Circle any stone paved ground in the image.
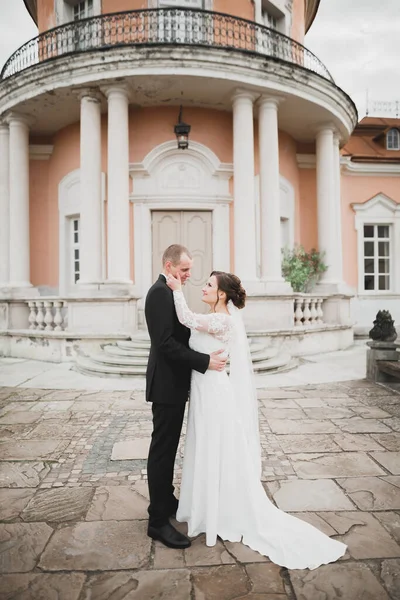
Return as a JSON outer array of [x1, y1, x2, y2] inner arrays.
[[0, 380, 400, 599]]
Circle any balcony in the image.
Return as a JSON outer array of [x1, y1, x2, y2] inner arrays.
[[1, 8, 333, 82]]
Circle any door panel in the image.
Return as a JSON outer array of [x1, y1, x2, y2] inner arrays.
[[151, 210, 212, 314], [152, 211, 181, 283], [183, 212, 213, 313]]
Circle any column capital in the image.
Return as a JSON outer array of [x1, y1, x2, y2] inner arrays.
[[257, 95, 285, 109], [333, 132, 342, 146], [102, 84, 130, 100], [315, 122, 337, 137], [4, 111, 34, 128], [231, 88, 259, 106], [75, 87, 103, 103]]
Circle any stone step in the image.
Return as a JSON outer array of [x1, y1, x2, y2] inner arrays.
[[91, 353, 149, 367], [75, 356, 147, 378], [104, 345, 150, 358], [118, 338, 273, 356], [252, 353, 293, 372], [118, 339, 150, 350], [76, 350, 295, 378], [96, 348, 279, 368]]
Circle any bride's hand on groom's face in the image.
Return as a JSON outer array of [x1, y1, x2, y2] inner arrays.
[[167, 273, 182, 291]]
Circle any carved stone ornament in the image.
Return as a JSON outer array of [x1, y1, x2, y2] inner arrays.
[[369, 310, 398, 342]]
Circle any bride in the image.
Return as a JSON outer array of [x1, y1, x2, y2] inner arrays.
[[166, 270, 347, 570]]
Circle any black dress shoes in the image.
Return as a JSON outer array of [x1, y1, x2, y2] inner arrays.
[[147, 522, 191, 549]]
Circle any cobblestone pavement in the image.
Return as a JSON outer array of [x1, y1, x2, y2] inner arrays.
[[0, 380, 400, 599]]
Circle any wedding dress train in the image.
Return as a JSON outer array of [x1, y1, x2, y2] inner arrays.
[[173, 290, 347, 570]]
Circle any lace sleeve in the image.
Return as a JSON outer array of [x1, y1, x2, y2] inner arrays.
[[173, 290, 232, 342]]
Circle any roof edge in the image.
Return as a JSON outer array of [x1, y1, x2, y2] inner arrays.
[[305, 0, 321, 33], [23, 0, 38, 26]]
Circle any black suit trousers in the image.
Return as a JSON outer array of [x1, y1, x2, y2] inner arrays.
[[147, 402, 186, 528]]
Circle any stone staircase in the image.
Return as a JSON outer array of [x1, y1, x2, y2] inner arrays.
[[76, 332, 296, 378]]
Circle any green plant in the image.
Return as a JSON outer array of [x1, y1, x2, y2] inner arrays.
[[281, 246, 328, 292]]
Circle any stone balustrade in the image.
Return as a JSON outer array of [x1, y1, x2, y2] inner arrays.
[[27, 299, 67, 332], [293, 295, 326, 327]]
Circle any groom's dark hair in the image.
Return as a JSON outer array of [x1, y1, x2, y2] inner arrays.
[[162, 244, 192, 266]]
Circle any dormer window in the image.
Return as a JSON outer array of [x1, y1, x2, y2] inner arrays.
[[387, 128, 400, 151]]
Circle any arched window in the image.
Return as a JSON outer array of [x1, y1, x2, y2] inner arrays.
[[387, 128, 400, 151]]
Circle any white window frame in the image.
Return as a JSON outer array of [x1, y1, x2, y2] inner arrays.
[[261, 0, 288, 34], [71, 217, 81, 285], [73, 0, 94, 21], [58, 169, 106, 295], [387, 128, 400, 151], [55, 0, 101, 25], [361, 224, 392, 292], [353, 193, 400, 296]]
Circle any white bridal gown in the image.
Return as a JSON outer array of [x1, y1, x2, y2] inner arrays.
[[173, 290, 347, 570]]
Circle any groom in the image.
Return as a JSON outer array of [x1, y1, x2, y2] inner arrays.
[[145, 244, 226, 549]]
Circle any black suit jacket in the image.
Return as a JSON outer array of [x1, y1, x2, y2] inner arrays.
[[145, 275, 210, 405]]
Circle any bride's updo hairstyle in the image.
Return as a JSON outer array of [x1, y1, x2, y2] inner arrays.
[[211, 271, 246, 310]]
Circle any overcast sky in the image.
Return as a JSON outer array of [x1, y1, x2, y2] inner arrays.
[[0, 0, 399, 119]]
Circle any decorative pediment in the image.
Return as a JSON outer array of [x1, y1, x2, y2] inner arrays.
[[130, 140, 233, 203], [352, 193, 400, 218]]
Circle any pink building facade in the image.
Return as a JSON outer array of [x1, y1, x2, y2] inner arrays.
[[1, 1, 397, 372]]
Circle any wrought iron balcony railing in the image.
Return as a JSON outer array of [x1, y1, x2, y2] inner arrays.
[[1, 8, 333, 82]]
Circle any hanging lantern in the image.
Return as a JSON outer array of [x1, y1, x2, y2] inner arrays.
[[174, 105, 191, 150]]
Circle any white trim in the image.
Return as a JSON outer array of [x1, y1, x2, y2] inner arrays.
[[254, 173, 295, 278], [130, 141, 232, 300], [58, 168, 106, 296], [342, 156, 400, 176], [130, 140, 233, 204], [353, 193, 400, 296], [298, 153, 400, 176], [296, 153, 316, 169], [29, 145, 54, 160]]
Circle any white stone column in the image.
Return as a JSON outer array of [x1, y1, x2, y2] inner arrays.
[[232, 90, 258, 282], [0, 123, 10, 287], [258, 97, 291, 292], [333, 133, 344, 283], [7, 114, 32, 289], [105, 86, 132, 285], [316, 126, 342, 286], [79, 91, 103, 287]]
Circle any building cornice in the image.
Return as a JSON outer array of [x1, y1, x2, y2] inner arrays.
[[341, 156, 400, 176], [29, 144, 54, 160], [297, 153, 400, 176]]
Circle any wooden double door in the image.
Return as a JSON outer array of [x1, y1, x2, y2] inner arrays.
[[152, 210, 213, 313]]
